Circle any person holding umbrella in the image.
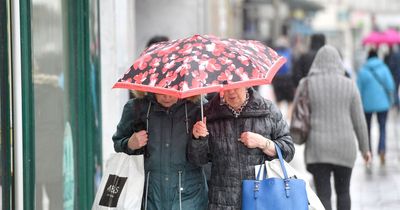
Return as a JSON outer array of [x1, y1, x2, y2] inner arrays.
[[112, 34, 292, 210], [113, 35, 209, 210], [188, 87, 295, 210], [112, 91, 208, 210]]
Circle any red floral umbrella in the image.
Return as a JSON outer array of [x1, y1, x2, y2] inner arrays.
[[113, 34, 286, 98]]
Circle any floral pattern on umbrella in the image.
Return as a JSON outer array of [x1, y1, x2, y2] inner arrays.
[[114, 34, 286, 98]]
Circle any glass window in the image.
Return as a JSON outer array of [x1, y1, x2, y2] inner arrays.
[[31, 1, 74, 209], [88, 0, 103, 193]]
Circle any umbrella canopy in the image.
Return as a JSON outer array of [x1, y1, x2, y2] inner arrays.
[[113, 34, 286, 98], [382, 29, 400, 45], [362, 31, 385, 45], [362, 29, 400, 46]]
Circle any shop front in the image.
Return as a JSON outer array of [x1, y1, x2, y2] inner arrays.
[[1, 0, 102, 209]]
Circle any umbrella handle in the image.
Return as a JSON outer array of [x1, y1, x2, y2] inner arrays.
[[201, 95, 204, 121]]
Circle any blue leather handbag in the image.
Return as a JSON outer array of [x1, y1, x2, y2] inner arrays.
[[242, 145, 309, 210]]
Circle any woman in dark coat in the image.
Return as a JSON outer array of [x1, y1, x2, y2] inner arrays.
[[112, 92, 208, 210], [188, 87, 295, 210]]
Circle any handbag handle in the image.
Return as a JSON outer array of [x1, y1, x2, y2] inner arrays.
[[255, 144, 289, 180], [275, 144, 289, 180], [256, 162, 267, 180], [254, 145, 293, 198], [275, 144, 293, 198]]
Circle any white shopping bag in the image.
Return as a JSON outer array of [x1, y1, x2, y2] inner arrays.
[[92, 153, 144, 210], [255, 159, 325, 210]]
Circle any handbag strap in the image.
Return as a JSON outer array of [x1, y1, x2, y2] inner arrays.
[[275, 144, 289, 180], [368, 66, 391, 98], [256, 145, 289, 180], [256, 162, 267, 180], [275, 144, 293, 198]]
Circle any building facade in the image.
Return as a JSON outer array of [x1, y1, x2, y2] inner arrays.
[[1, 0, 101, 209]]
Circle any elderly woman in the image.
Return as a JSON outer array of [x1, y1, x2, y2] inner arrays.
[[188, 87, 295, 210], [112, 92, 208, 210]]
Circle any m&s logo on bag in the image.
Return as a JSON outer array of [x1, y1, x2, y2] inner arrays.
[[106, 185, 120, 194], [99, 174, 128, 207]]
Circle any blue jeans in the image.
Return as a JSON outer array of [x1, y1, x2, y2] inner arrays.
[[365, 111, 388, 154]]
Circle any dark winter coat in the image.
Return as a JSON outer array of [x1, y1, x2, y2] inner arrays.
[[188, 88, 295, 210], [113, 94, 208, 210], [292, 34, 326, 87]]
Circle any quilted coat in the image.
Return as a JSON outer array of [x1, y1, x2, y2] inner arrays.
[[188, 88, 295, 210]]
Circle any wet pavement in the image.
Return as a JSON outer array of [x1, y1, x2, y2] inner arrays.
[[350, 109, 400, 210]]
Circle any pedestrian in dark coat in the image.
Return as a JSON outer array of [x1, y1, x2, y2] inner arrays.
[[113, 92, 208, 210], [188, 87, 295, 210], [292, 33, 326, 88], [384, 45, 400, 108]]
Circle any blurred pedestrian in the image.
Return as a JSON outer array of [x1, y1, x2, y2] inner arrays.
[[112, 91, 208, 210], [271, 37, 295, 121], [293, 45, 371, 210], [292, 33, 326, 88], [129, 35, 170, 99], [188, 87, 295, 209], [357, 49, 395, 165], [384, 45, 400, 109]]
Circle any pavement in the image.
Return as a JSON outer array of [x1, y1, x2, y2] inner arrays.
[[349, 109, 400, 210]]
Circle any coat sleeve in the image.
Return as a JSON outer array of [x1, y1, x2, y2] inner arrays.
[[187, 136, 210, 166], [383, 65, 396, 93], [187, 98, 210, 166], [350, 85, 370, 154], [112, 99, 144, 155], [187, 103, 210, 166], [269, 103, 295, 162]]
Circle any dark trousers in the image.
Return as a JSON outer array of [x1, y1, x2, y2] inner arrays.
[[307, 163, 353, 210], [365, 111, 388, 154]]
